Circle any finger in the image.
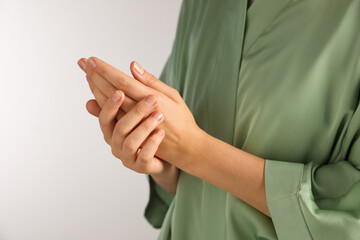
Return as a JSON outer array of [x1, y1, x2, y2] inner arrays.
[[81, 58, 116, 98], [84, 61, 123, 99], [135, 129, 166, 174], [77, 58, 87, 72], [112, 94, 158, 149], [98, 90, 125, 144], [130, 61, 182, 103], [86, 99, 101, 117], [88, 70, 118, 99], [86, 56, 157, 101], [86, 74, 107, 108], [79, 58, 138, 113], [115, 108, 126, 122], [125, 110, 164, 160], [91, 72, 137, 112], [86, 98, 126, 121]]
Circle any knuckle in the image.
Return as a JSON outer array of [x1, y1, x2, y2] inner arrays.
[[137, 154, 149, 165], [115, 127, 124, 137], [149, 136, 160, 145], [134, 104, 144, 116], [115, 122, 126, 136], [147, 74, 158, 85], [105, 87, 115, 97], [144, 94, 158, 108], [123, 138, 136, 152], [115, 76, 128, 89], [143, 121, 154, 132], [111, 147, 119, 158], [135, 150, 151, 168], [167, 87, 182, 102], [136, 161, 150, 174], [172, 88, 181, 98], [121, 160, 130, 169]]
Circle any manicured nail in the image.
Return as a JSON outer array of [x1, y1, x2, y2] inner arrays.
[[134, 61, 144, 75], [152, 112, 163, 122], [145, 95, 156, 106], [88, 58, 96, 69], [112, 91, 121, 102], [78, 60, 86, 71], [157, 129, 165, 136]]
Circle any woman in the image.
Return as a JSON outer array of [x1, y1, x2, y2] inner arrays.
[[77, 0, 360, 239]]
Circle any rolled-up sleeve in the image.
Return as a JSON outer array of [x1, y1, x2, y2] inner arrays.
[[265, 100, 360, 240]]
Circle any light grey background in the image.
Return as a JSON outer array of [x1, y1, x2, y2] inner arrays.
[[0, 0, 182, 239]]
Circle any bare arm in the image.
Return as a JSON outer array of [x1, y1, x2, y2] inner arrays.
[[151, 165, 179, 196]]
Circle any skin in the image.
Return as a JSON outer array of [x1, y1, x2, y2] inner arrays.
[[80, 60, 180, 195], [78, 56, 271, 217]]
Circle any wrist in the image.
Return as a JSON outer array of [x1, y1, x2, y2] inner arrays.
[[151, 164, 178, 182], [175, 126, 210, 176], [151, 165, 179, 195]]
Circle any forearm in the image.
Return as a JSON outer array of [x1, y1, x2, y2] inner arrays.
[[151, 165, 180, 196], [178, 129, 271, 217]]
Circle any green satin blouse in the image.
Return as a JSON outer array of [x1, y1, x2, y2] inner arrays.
[[144, 0, 360, 239]]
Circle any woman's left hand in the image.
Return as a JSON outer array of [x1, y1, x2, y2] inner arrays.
[[78, 56, 204, 166]]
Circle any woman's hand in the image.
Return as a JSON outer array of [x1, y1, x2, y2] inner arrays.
[[81, 70, 180, 195], [78, 56, 204, 168], [78, 58, 271, 215], [99, 88, 170, 176]]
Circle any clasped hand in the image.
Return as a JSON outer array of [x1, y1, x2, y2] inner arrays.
[[78, 56, 203, 176]]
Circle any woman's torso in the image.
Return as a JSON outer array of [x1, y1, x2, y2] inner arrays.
[[156, 0, 360, 239]]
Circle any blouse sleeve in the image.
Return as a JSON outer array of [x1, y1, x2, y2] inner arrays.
[[264, 96, 360, 239], [144, 174, 175, 229]]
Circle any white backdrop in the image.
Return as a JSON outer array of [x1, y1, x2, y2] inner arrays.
[[0, 0, 182, 239]]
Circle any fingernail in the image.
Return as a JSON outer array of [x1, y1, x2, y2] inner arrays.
[[152, 112, 163, 122], [88, 58, 96, 69], [145, 95, 156, 106], [112, 91, 121, 102], [134, 61, 144, 75], [78, 60, 86, 71], [157, 129, 165, 136], [86, 75, 91, 83]]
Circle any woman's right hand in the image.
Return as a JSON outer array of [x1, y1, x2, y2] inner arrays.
[[86, 90, 179, 195], [80, 58, 179, 195]]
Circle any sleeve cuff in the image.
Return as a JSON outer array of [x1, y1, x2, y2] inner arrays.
[[264, 159, 312, 240], [144, 174, 175, 229], [153, 176, 175, 206]]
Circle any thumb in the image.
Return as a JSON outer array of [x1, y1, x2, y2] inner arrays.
[[130, 61, 182, 102], [86, 99, 125, 121], [86, 99, 101, 117]]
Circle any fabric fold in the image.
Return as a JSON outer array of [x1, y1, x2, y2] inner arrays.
[[265, 100, 360, 239], [144, 174, 175, 229]]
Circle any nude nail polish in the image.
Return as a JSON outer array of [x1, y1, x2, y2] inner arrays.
[[152, 112, 163, 122], [134, 62, 144, 75], [78, 60, 86, 71], [88, 58, 96, 69], [112, 91, 121, 102]]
